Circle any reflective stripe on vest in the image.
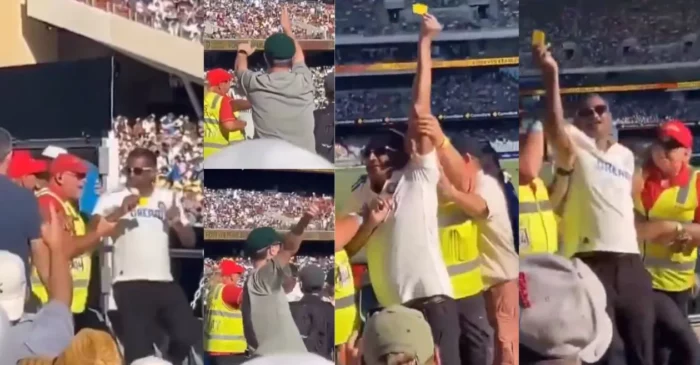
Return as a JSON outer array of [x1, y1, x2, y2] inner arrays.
[[335, 249, 359, 345], [438, 203, 484, 299], [204, 284, 247, 353], [519, 179, 560, 257], [636, 171, 699, 292], [31, 189, 91, 314]]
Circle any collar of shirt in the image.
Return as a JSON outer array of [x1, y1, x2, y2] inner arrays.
[[641, 162, 691, 211]]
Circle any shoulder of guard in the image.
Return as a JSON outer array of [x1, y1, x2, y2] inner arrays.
[[351, 174, 368, 192]]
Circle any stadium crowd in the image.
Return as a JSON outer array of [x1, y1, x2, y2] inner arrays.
[[520, 0, 700, 67], [78, 0, 204, 41], [203, 188, 334, 230], [335, 72, 518, 121], [114, 115, 204, 223], [201, 0, 334, 39], [335, 0, 517, 35]]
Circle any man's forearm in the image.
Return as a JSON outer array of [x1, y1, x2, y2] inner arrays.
[[345, 222, 377, 258], [67, 232, 103, 258], [232, 99, 252, 111], [171, 222, 196, 248], [437, 144, 471, 193], [412, 37, 435, 154], [48, 246, 73, 308], [235, 52, 249, 72], [449, 189, 488, 219], [283, 214, 312, 253], [283, 27, 305, 64], [542, 72, 572, 161], [548, 175, 571, 215]]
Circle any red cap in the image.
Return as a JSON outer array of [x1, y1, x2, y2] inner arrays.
[[206, 68, 232, 86], [8, 150, 48, 178], [49, 154, 88, 176], [220, 259, 245, 276], [659, 120, 692, 149]]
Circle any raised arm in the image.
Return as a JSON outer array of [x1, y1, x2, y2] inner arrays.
[[532, 45, 574, 166], [276, 205, 319, 265], [519, 120, 545, 185], [410, 14, 442, 155], [281, 7, 305, 65]]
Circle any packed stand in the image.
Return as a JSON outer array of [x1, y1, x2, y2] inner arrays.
[[522, 92, 700, 127], [78, 0, 203, 41], [336, 127, 518, 166], [202, 0, 334, 39], [221, 67, 334, 110], [336, 0, 517, 36], [204, 188, 335, 230], [520, 0, 700, 68], [336, 72, 518, 121], [113, 115, 204, 224]]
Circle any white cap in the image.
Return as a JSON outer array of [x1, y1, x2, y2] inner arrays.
[[42, 145, 68, 159], [0, 251, 27, 321], [243, 354, 334, 365], [131, 356, 172, 365]]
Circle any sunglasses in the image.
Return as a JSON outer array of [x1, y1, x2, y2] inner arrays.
[[577, 104, 608, 118], [65, 172, 87, 180], [123, 167, 154, 176], [362, 145, 398, 159]]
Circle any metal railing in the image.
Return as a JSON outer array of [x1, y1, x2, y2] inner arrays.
[[75, 0, 200, 41]]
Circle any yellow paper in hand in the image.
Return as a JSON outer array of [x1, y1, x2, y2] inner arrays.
[[532, 30, 545, 46], [138, 197, 149, 207], [412, 3, 428, 15]]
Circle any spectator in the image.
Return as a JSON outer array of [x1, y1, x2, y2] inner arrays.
[[241, 353, 334, 365], [204, 188, 334, 230], [289, 265, 334, 360], [131, 356, 174, 365], [7, 151, 48, 191], [313, 72, 335, 162], [1, 206, 75, 362], [234, 9, 316, 153], [17, 329, 122, 365], [203, 68, 248, 159]]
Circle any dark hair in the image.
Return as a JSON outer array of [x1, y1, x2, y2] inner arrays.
[[270, 58, 293, 68], [478, 143, 507, 191], [127, 148, 157, 167]]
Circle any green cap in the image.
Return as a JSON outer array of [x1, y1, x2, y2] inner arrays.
[[263, 33, 296, 61], [244, 227, 283, 254], [362, 305, 434, 365]]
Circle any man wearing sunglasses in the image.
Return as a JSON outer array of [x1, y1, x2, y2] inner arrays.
[[534, 43, 655, 365], [633, 120, 700, 365], [92, 147, 198, 364], [31, 153, 119, 334]]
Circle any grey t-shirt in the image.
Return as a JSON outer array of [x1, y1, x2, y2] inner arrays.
[[235, 64, 316, 153], [6, 300, 74, 363], [242, 258, 306, 355]]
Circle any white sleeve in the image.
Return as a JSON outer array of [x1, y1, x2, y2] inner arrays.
[[475, 173, 507, 221], [406, 149, 440, 183], [92, 193, 115, 217]]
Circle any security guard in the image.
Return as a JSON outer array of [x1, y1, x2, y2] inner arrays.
[[204, 68, 247, 158], [335, 249, 358, 353], [205, 259, 247, 365], [31, 154, 116, 331], [519, 178, 559, 256]]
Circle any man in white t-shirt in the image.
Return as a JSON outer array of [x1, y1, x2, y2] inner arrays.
[[534, 44, 655, 365], [92, 148, 198, 364], [341, 14, 461, 365]]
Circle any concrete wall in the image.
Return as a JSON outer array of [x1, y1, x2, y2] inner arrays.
[[0, 0, 58, 67]]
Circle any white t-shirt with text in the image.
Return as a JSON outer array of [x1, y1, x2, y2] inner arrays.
[[562, 124, 639, 254], [93, 187, 189, 283]]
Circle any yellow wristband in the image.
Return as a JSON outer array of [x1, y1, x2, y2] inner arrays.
[[439, 137, 451, 149]]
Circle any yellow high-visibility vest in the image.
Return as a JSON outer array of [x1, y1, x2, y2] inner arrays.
[[335, 249, 359, 346], [203, 91, 244, 158], [31, 189, 91, 314], [635, 171, 699, 292], [204, 284, 247, 353], [438, 202, 484, 299], [519, 178, 560, 256]]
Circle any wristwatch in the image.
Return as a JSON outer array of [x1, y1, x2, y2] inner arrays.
[[238, 50, 249, 56], [555, 167, 573, 176]]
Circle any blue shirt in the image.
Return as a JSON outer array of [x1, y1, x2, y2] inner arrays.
[[0, 175, 41, 273], [79, 163, 100, 217], [6, 301, 74, 363]]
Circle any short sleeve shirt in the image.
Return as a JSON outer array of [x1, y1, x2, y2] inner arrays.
[[6, 300, 74, 363]]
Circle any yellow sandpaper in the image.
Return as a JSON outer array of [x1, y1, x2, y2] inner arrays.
[[412, 3, 428, 15], [532, 30, 545, 46]]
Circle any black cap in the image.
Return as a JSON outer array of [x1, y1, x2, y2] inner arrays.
[[366, 128, 405, 153], [299, 264, 325, 292]]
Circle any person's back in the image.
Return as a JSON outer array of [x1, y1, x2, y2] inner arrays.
[[0, 175, 42, 270], [241, 258, 307, 355], [239, 65, 316, 152], [289, 294, 334, 359]]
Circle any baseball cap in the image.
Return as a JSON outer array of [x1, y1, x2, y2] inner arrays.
[[0, 251, 27, 321], [8, 150, 48, 178], [206, 68, 232, 86], [362, 305, 434, 365], [520, 254, 612, 363], [244, 227, 283, 254], [49, 154, 88, 176], [220, 259, 245, 276], [263, 33, 296, 60], [41, 145, 68, 159], [658, 119, 692, 149], [130, 357, 172, 365], [299, 264, 325, 291]]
